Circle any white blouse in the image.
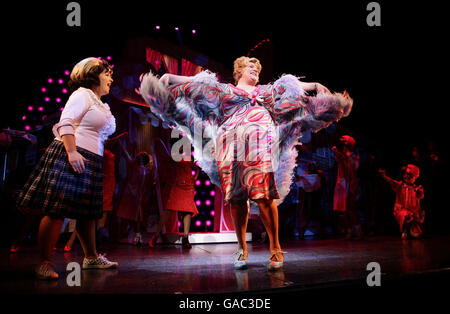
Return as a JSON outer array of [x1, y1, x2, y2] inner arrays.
[[52, 87, 116, 156]]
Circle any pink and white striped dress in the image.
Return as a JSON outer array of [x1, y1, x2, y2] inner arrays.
[[140, 71, 353, 207]]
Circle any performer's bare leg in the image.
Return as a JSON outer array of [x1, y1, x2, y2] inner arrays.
[[183, 213, 192, 237], [256, 199, 281, 253], [36, 216, 63, 279], [38, 216, 64, 264], [65, 230, 77, 251], [230, 200, 249, 254], [149, 210, 172, 247], [75, 219, 98, 259]]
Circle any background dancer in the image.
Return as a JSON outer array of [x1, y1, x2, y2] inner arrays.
[[379, 164, 425, 239], [332, 135, 363, 239], [149, 156, 199, 249]]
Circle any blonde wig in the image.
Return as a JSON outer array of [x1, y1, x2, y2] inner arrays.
[[233, 56, 262, 84]]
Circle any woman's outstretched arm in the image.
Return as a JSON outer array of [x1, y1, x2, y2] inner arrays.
[[300, 81, 331, 94], [159, 73, 193, 86]]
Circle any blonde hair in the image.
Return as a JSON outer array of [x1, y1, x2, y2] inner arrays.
[[233, 56, 262, 84], [68, 57, 113, 92]]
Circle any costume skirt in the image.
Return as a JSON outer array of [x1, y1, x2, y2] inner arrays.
[[16, 139, 103, 219]]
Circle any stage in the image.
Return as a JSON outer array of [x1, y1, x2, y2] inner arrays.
[[2, 235, 450, 296]]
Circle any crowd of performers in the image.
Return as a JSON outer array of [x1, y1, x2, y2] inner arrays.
[[10, 56, 445, 280]]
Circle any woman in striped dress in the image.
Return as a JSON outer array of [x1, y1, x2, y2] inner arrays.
[[16, 57, 118, 279], [140, 56, 353, 270]]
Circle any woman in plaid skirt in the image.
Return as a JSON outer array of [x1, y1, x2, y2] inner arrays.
[[16, 57, 118, 279]]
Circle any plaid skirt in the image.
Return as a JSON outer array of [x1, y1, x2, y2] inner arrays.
[[16, 139, 103, 220]]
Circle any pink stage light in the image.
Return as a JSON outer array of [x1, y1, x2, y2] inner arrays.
[[175, 27, 179, 31], [210, 190, 215, 197], [58, 79, 64, 84], [56, 98, 61, 103], [44, 97, 50, 102], [155, 25, 160, 30], [60, 107, 64, 111], [177, 221, 182, 227], [205, 220, 211, 227], [195, 220, 202, 227], [192, 170, 196, 176], [192, 30, 196, 34], [47, 78, 53, 83], [62, 88, 68, 94], [210, 210, 215, 216], [41, 87, 47, 92], [38, 106, 44, 111], [25, 125, 31, 131], [97, 57, 102, 60], [27, 106, 33, 111], [195, 200, 201, 206], [106, 56, 112, 61], [205, 200, 211, 206], [22, 115, 26, 121], [64, 70, 70, 75], [195, 180, 201, 186], [205, 180, 211, 186]]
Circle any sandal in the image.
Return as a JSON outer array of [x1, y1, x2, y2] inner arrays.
[[267, 250, 287, 271], [35, 261, 59, 280]]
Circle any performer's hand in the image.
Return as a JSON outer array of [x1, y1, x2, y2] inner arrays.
[[159, 74, 171, 86], [68, 151, 87, 174], [415, 185, 424, 197], [316, 83, 331, 95]]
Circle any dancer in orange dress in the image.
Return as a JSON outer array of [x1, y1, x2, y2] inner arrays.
[[149, 158, 199, 249]]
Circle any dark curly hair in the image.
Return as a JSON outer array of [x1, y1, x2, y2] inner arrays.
[[68, 57, 113, 92]]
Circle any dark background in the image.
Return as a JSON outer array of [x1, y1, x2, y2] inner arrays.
[[1, 0, 447, 164]]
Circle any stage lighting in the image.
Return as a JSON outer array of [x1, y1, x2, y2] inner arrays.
[[44, 97, 50, 102], [62, 88, 68, 94], [196, 200, 201, 206], [38, 107, 44, 112], [205, 220, 211, 227], [27, 106, 33, 111], [210, 190, 215, 196], [58, 79, 64, 84], [195, 220, 202, 227], [56, 98, 61, 103], [205, 200, 211, 206], [210, 210, 215, 216], [41, 87, 47, 92], [22, 115, 26, 121], [47, 78, 53, 83], [64, 70, 70, 75]]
